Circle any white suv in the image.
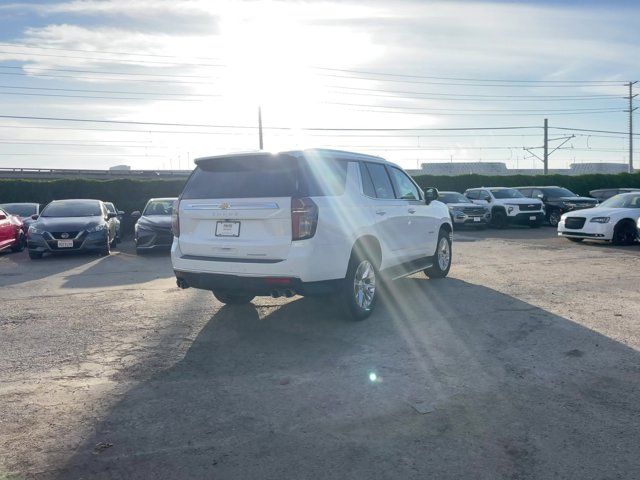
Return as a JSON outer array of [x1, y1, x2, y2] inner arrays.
[[171, 149, 452, 319], [464, 187, 544, 228]]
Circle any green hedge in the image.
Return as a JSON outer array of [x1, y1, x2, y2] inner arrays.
[[412, 172, 640, 196], [2, 173, 640, 235], [0, 178, 186, 235]]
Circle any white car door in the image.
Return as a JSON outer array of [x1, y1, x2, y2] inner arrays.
[[359, 162, 408, 266], [386, 166, 437, 258]]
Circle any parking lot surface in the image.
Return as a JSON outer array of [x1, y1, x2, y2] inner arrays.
[[1, 228, 639, 479]]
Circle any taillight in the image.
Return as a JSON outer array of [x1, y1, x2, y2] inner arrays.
[[171, 200, 180, 237], [291, 197, 318, 241]]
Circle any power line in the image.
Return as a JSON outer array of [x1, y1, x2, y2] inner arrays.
[[551, 126, 640, 136], [0, 115, 541, 131]]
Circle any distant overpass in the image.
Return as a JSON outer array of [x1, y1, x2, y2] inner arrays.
[[0, 167, 193, 180]]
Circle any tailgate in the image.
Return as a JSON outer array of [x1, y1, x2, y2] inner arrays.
[[178, 198, 292, 260]]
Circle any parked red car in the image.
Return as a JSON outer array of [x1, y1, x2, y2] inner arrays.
[[0, 207, 26, 253]]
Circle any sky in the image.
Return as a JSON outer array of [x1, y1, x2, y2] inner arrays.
[[0, 0, 638, 171]]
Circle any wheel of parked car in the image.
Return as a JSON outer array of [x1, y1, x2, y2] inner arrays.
[[425, 228, 452, 279], [212, 291, 255, 305], [490, 209, 507, 228], [101, 238, 111, 256], [11, 231, 25, 252], [343, 250, 378, 320], [547, 210, 562, 227], [28, 251, 43, 259], [611, 220, 637, 246]]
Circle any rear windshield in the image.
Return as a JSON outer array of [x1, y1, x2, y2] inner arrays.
[[182, 154, 348, 199], [41, 200, 102, 217]]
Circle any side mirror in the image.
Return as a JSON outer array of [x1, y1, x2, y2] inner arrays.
[[117, 210, 125, 216], [107, 212, 118, 219], [0, 214, 6, 221], [31, 214, 39, 220], [131, 210, 141, 219], [424, 187, 439, 205], [482, 196, 491, 202]]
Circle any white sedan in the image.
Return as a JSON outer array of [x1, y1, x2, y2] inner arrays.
[[558, 192, 640, 245]]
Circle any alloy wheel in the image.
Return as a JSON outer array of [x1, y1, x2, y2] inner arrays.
[[353, 260, 376, 310], [437, 236, 451, 271]]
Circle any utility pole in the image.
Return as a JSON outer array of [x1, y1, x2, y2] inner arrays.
[[258, 105, 264, 150], [543, 118, 548, 175], [626, 81, 637, 173]]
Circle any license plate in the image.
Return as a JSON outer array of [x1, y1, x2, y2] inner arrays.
[[529, 216, 537, 220], [215, 221, 240, 237], [57, 240, 74, 248], [473, 217, 481, 222]]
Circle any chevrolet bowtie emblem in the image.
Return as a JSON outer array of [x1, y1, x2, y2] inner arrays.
[[220, 202, 231, 210]]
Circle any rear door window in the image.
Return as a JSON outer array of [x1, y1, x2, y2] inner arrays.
[[359, 162, 377, 198], [364, 162, 395, 199]]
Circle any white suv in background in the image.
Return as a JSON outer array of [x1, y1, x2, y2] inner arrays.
[[464, 187, 545, 228], [171, 149, 452, 319]]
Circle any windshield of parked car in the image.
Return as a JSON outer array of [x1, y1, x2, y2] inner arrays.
[[543, 187, 576, 198], [41, 200, 102, 217], [598, 193, 640, 209], [143, 200, 174, 216], [0, 203, 37, 217], [104, 203, 116, 213], [490, 188, 525, 199], [439, 192, 472, 204]]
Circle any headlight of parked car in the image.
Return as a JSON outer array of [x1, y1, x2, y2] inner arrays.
[[28, 225, 44, 235], [590, 217, 610, 224], [87, 223, 108, 232]]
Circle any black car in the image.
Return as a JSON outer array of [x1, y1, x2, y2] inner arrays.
[[27, 199, 118, 259], [0, 202, 41, 235], [132, 198, 177, 254], [589, 188, 640, 203], [516, 186, 597, 227]]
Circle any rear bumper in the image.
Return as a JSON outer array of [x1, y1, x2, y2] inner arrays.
[[174, 270, 341, 296], [171, 239, 349, 283]]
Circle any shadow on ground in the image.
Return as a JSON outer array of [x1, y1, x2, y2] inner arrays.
[[48, 278, 640, 480]]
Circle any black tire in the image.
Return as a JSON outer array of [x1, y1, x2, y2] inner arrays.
[[490, 209, 507, 228], [212, 291, 255, 305], [11, 232, 25, 252], [100, 237, 111, 256], [612, 221, 637, 246], [567, 238, 583, 243], [28, 251, 43, 259], [343, 251, 378, 320], [425, 228, 452, 279], [547, 210, 562, 227]]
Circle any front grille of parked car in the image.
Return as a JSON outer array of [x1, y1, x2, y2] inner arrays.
[[519, 204, 541, 211], [462, 207, 486, 215], [565, 202, 595, 210], [50, 231, 79, 239], [564, 217, 586, 229]]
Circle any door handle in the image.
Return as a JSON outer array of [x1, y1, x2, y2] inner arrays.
[[375, 210, 386, 216], [408, 208, 416, 214]]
